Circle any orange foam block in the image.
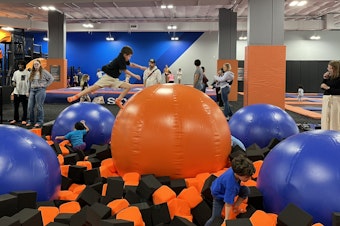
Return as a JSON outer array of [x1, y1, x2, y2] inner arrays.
[[123, 172, 141, 186], [152, 185, 177, 205], [107, 198, 130, 215], [168, 198, 192, 220], [177, 186, 203, 209], [116, 206, 145, 226], [250, 210, 277, 226], [38, 206, 59, 225], [59, 201, 81, 213]]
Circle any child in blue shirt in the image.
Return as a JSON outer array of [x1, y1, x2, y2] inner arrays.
[[55, 120, 89, 151], [205, 155, 255, 226]]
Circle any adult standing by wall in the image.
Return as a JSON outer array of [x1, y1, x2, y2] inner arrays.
[[320, 60, 340, 130], [143, 59, 162, 87], [193, 59, 204, 91], [176, 68, 183, 84], [10, 60, 30, 125], [214, 63, 234, 120], [26, 59, 54, 128]]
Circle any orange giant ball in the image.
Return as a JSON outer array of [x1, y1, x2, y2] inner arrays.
[[111, 84, 231, 179]]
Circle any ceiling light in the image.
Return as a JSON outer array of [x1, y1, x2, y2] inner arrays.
[[239, 36, 247, 40], [289, 1, 307, 6], [41, 6, 56, 11], [43, 37, 49, 41], [106, 33, 114, 41], [161, 4, 174, 9], [1, 26, 14, 31], [82, 22, 94, 28], [289, 1, 298, 6], [167, 4, 174, 9], [171, 36, 179, 41], [167, 25, 177, 30], [161, 5, 167, 9], [297, 1, 307, 6], [310, 35, 320, 40]]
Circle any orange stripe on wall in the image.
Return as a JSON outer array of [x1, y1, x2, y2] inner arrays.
[[244, 46, 286, 109], [217, 59, 238, 101]]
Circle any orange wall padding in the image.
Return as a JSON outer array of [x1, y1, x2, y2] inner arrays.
[[0, 30, 11, 42], [46, 58, 68, 90], [217, 59, 238, 101], [244, 46, 286, 109]]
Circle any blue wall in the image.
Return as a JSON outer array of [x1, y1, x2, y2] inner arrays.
[[32, 32, 203, 85]]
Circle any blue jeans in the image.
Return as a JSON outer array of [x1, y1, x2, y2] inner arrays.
[[204, 186, 250, 226], [221, 86, 232, 117], [27, 87, 46, 125]]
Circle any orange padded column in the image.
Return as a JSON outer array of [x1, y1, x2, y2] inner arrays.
[[217, 59, 238, 101], [46, 58, 68, 90], [243, 46, 285, 109]]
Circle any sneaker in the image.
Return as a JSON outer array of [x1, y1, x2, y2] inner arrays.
[[34, 123, 42, 128], [115, 99, 124, 109], [26, 123, 31, 127], [10, 120, 16, 125], [21, 121, 27, 125], [67, 95, 79, 103]]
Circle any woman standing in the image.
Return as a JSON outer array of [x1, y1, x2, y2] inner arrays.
[[214, 63, 234, 120], [320, 60, 340, 130], [26, 59, 54, 128]]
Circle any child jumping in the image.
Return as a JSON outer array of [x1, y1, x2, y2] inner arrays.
[[67, 46, 147, 109], [205, 155, 255, 225], [55, 120, 89, 152]]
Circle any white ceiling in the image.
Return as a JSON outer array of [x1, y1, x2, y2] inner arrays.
[[0, 0, 339, 32]]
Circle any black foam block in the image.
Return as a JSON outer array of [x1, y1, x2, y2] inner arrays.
[[247, 186, 263, 210], [169, 179, 187, 195], [246, 143, 261, 152], [10, 191, 37, 211], [124, 186, 143, 204], [36, 201, 56, 208], [0, 216, 20, 226], [136, 174, 162, 200], [101, 219, 134, 226], [106, 177, 124, 199], [236, 204, 257, 219], [170, 216, 196, 226], [225, 218, 253, 226], [68, 165, 86, 184], [0, 194, 18, 218], [88, 157, 102, 168], [201, 175, 217, 207], [84, 168, 101, 185], [191, 200, 211, 226], [89, 182, 104, 196], [63, 153, 79, 165], [333, 212, 340, 226], [85, 205, 101, 225], [266, 137, 281, 149], [90, 202, 111, 219], [210, 217, 223, 226], [156, 176, 171, 186], [41, 120, 54, 136], [54, 213, 73, 225], [76, 186, 101, 207], [50, 143, 62, 155], [261, 147, 271, 158], [61, 175, 73, 190], [246, 149, 264, 162], [151, 203, 171, 226], [131, 202, 152, 226], [11, 208, 43, 226], [277, 203, 313, 226], [69, 206, 88, 226], [93, 144, 112, 161], [46, 223, 68, 226]]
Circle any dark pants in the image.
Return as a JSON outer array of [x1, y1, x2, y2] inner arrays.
[[13, 94, 28, 121]]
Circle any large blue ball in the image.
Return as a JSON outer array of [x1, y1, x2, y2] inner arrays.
[[0, 125, 61, 201], [229, 104, 298, 148], [51, 102, 115, 150], [257, 130, 340, 226]]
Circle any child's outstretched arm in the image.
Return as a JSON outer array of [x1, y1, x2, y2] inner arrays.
[[130, 62, 147, 71], [80, 120, 90, 132], [123, 69, 141, 80]]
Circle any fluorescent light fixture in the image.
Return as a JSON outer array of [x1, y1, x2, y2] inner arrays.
[[41, 6, 56, 11], [297, 1, 307, 6], [167, 4, 174, 9], [82, 22, 94, 28], [43, 37, 49, 41], [161, 4, 174, 9], [106, 37, 114, 41], [161, 5, 167, 9], [239, 36, 247, 40], [289, 1, 307, 6], [167, 25, 177, 30], [171, 36, 179, 41], [289, 1, 298, 6], [310, 35, 320, 40], [1, 26, 14, 31]]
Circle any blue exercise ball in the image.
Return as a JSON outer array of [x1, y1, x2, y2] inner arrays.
[[257, 130, 340, 226], [51, 102, 115, 150], [0, 125, 61, 201], [229, 104, 298, 148]]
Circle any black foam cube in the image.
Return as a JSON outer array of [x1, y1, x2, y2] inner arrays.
[[76, 186, 101, 207], [88, 157, 101, 168], [36, 201, 56, 208], [46, 223, 68, 226], [106, 177, 124, 199], [170, 216, 196, 226], [151, 203, 171, 226], [41, 120, 54, 136], [101, 219, 134, 226], [137, 174, 162, 200], [0, 194, 18, 218], [84, 168, 101, 185], [170, 179, 187, 195], [246, 149, 264, 162], [93, 144, 112, 161], [210, 217, 223, 226], [89, 182, 104, 196], [85, 205, 101, 225], [236, 204, 257, 219], [131, 202, 152, 226], [333, 212, 340, 226], [68, 165, 86, 184], [69, 206, 89, 226], [63, 153, 79, 165], [55, 213, 73, 225], [247, 186, 263, 210], [11, 208, 43, 226], [124, 186, 143, 204], [277, 203, 313, 226], [61, 175, 73, 190], [50, 143, 62, 155], [90, 202, 111, 219], [225, 218, 253, 226], [10, 191, 37, 211], [201, 175, 217, 206], [191, 200, 211, 226], [0, 216, 20, 226], [266, 137, 281, 149], [261, 147, 271, 158], [157, 176, 171, 186]]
